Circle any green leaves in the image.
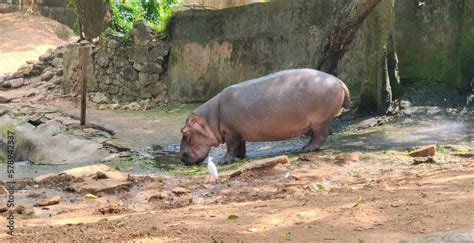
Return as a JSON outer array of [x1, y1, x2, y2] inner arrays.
[[108, 0, 181, 35]]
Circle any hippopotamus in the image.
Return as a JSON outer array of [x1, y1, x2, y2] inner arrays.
[[179, 69, 350, 165]]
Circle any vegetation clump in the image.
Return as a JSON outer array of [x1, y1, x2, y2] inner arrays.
[[108, 0, 181, 36]]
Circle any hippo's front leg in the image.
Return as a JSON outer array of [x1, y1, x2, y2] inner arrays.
[[220, 134, 244, 164]]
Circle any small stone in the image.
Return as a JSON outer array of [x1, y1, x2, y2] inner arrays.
[[138, 72, 159, 87], [172, 186, 190, 195], [9, 78, 24, 88], [97, 56, 109, 68], [409, 144, 436, 157], [33, 196, 61, 207], [107, 39, 120, 49], [10, 72, 24, 79], [2, 80, 12, 89], [107, 85, 120, 95], [26, 60, 38, 65], [124, 102, 141, 110], [0, 96, 12, 103], [52, 77, 63, 85], [39, 53, 52, 62], [80, 40, 91, 45], [40, 71, 55, 81], [141, 62, 162, 74], [51, 58, 63, 68], [132, 20, 153, 46], [335, 152, 361, 163], [109, 104, 121, 110], [413, 156, 436, 165], [25, 92, 36, 97], [56, 69, 64, 76], [98, 104, 108, 110], [91, 92, 111, 104]]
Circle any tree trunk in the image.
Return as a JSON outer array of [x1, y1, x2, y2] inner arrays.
[[315, 0, 382, 75], [75, 0, 111, 40]]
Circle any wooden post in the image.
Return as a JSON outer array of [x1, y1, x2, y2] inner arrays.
[[79, 46, 90, 126]]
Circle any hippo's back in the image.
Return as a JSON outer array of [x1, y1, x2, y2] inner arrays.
[[219, 69, 346, 141]]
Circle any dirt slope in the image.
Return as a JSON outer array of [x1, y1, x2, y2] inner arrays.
[[0, 12, 74, 74]]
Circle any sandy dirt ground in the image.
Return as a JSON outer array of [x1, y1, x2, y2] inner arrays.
[[0, 148, 473, 242], [0, 12, 73, 74]]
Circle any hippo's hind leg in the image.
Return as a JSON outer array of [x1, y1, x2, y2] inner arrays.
[[220, 134, 243, 164], [236, 141, 246, 159], [302, 122, 330, 152]]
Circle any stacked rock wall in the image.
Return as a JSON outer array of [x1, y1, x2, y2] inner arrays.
[[90, 37, 170, 105]]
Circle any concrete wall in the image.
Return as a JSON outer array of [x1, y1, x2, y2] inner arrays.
[[168, 0, 336, 101], [180, 0, 263, 9], [394, 0, 472, 89], [168, 0, 474, 104]]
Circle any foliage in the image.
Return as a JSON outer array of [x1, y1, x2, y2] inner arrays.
[[108, 0, 181, 36]]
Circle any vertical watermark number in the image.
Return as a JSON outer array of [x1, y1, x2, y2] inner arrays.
[[6, 130, 16, 236]]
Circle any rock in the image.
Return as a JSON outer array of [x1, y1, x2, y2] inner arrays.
[[227, 156, 289, 178], [80, 40, 92, 45], [25, 92, 36, 97], [51, 77, 63, 85], [28, 63, 47, 77], [107, 85, 120, 95], [412, 156, 436, 165], [51, 58, 63, 68], [123, 102, 141, 110], [9, 78, 24, 88], [26, 60, 38, 65], [107, 39, 120, 49], [335, 152, 361, 163], [109, 103, 121, 110], [40, 71, 55, 81], [33, 196, 61, 207], [0, 96, 12, 103], [409, 144, 436, 157], [172, 186, 190, 195], [10, 72, 24, 79], [56, 69, 64, 76], [140, 83, 162, 99], [39, 53, 52, 62], [141, 63, 162, 74], [69, 179, 132, 194], [138, 73, 159, 87], [132, 20, 153, 46], [17, 64, 33, 73], [127, 46, 148, 63], [97, 56, 109, 68], [84, 193, 98, 200], [2, 80, 12, 89], [91, 92, 111, 104], [98, 104, 108, 110], [400, 231, 474, 243]]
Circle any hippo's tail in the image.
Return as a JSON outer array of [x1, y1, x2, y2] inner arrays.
[[340, 80, 351, 109]]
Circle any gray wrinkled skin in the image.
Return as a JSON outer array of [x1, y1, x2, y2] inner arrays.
[[179, 69, 350, 165]]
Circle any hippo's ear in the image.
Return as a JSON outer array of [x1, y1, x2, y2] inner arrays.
[[187, 114, 205, 128]]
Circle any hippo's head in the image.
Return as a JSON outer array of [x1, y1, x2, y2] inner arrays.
[[179, 114, 216, 165]]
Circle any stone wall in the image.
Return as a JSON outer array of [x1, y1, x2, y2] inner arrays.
[[62, 22, 170, 109]]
